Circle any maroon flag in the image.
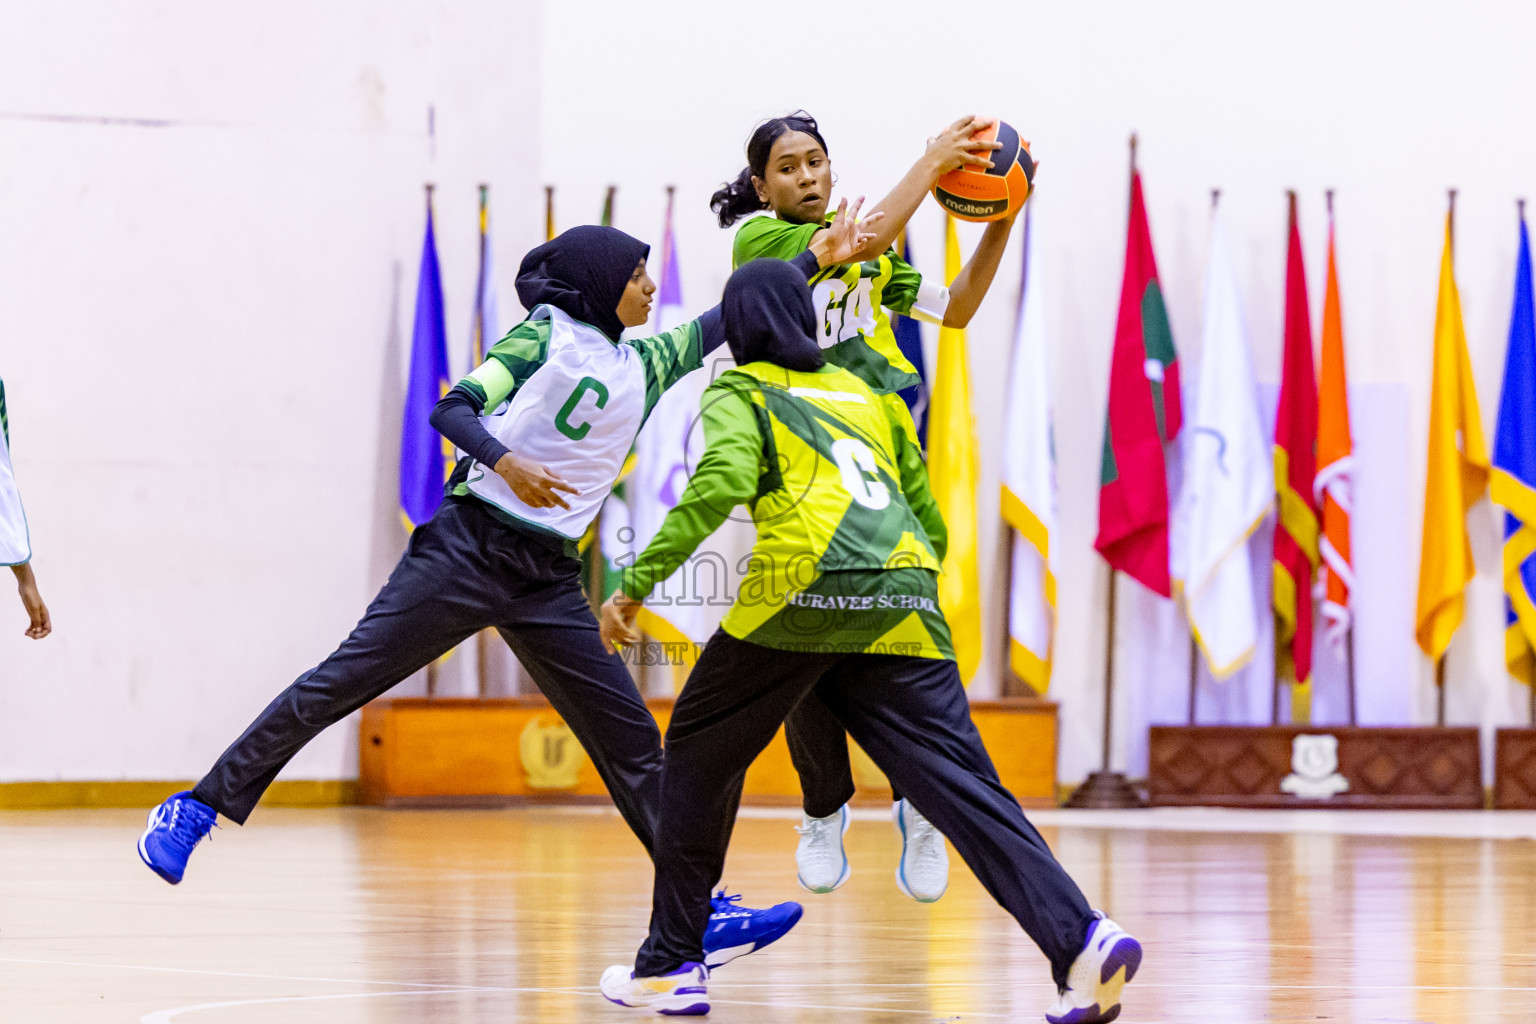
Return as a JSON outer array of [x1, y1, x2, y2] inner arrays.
[[1095, 164, 1182, 596]]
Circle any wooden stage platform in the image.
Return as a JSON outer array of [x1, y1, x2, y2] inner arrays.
[[5, 805, 1536, 1022]]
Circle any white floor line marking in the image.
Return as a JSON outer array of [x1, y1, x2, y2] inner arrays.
[[705, 996, 1013, 1017], [141, 990, 448, 1023], [0, 955, 510, 991]]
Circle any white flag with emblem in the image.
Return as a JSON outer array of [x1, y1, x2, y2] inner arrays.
[[1001, 208, 1056, 694], [1172, 201, 1273, 678]]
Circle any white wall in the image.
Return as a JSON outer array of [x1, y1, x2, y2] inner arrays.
[[5, 0, 1535, 787], [539, 0, 1536, 783], [0, 1, 543, 780]]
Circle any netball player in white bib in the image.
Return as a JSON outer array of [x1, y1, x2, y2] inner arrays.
[[0, 377, 49, 640], [139, 206, 878, 970]]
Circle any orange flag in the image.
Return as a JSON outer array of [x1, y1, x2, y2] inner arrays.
[[1315, 196, 1354, 646]]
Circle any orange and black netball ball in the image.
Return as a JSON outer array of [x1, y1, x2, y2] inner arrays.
[[932, 120, 1035, 223]]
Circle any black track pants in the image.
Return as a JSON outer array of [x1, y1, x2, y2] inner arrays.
[[785, 683, 902, 818], [634, 631, 1093, 988], [191, 497, 662, 851]]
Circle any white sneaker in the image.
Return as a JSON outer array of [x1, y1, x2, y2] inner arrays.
[[794, 804, 851, 893], [600, 961, 709, 1015], [893, 798, 949, 903], [1044, 911, 1142, 1024]]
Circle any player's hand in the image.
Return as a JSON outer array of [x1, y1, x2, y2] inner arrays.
[[599, 592, 643, 655], [810, 196, 883, 267], [13, 564, 50, 640], [494, 452, 578, 510], [925, 115, 1000, 176]]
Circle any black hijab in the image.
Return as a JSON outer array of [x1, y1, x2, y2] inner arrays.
[[722, 259, 827, 372], [515, 225, 650, 341]]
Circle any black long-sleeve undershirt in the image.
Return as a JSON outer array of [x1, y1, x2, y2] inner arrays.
[[430, 248, 823, 472]]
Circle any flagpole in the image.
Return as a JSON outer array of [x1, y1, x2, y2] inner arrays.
[[1064, 570, 1147, 808], [422, 181, 440, 699], [1065, 133, 1147, 807], [472, 183, 494, 699], [1436, 187, 1456, 728], [1182, 186, 1222, 727], [1187, 634, 1198, 725], [1286, 188, 1303, 723], [1003, 203, 1041, 700], [1345, 628, 1358, 726], [1436, 655, 1447, 726], [1102, 570, 1118, 771], [1324, 187, 1357, 727]]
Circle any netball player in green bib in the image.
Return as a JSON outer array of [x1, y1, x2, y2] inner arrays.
[[596, 261, 1138, 1023], [710, 111, 1022, 902]]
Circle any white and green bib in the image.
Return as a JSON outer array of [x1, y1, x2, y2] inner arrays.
[[465, 306, 648, 539]]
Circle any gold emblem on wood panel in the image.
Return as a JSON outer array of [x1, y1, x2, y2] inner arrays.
[[519, 715, 584, 790]]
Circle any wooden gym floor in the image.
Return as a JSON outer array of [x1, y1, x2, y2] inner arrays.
[[4, 805, 1536, 1023]]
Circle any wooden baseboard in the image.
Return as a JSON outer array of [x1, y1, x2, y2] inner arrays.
[[0, 780, 358, 810], [1494, 728, 1536, 808], [359, 696, 1059, 808], [1148, 726, 1483, 809]]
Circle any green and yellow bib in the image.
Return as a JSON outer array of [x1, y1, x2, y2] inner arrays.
[[716, 363, 952, 660]]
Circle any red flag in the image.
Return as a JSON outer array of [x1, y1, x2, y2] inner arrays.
[[1096, 165, 1182, 596], [1273, 192, 1321, 720]]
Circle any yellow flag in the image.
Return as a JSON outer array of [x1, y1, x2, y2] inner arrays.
[[928, 216, 982, 681], [1415, 212, 1490, 660]]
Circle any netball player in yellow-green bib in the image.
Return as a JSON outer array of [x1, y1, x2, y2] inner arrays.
[[710, 110, 1022, 903]]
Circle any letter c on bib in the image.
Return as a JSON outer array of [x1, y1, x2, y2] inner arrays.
[[830, 438, 890, 510], [555, 376, 610, 441]]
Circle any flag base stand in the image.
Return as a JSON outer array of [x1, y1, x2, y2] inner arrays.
[[1063, 770, 1147, 809]]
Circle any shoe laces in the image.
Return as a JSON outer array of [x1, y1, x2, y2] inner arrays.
[[906, 807, 943, 856], [795, 814, 837, 841], [709, 889, 742, 913], [164, 799, 217, 851]]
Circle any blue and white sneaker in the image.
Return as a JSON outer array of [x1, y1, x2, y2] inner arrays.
[[600, 961, 709, 1015], [137, 791, 217, 885], [1045, 912, 1143, 1024], [794, 804, 851, 893], [702, 889, 803, 967], [893, 798, 949, 903]]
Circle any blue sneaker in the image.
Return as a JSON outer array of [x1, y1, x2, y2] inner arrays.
[[1045, 912, 1143, 1024], [600, 961, 709, 1015], [137, 791, 217, 884], [701, 889, 803, 968]]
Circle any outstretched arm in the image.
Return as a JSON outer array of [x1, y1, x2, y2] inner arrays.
[[942, 212, 1020, 328], [690, 196, 881, 358], [847, 116, 1000, 262], [11, 562, 50, 639], [600, 381, 761, 651]]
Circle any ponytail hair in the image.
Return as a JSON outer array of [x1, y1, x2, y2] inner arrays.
[[710, 110, 829, 228]]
